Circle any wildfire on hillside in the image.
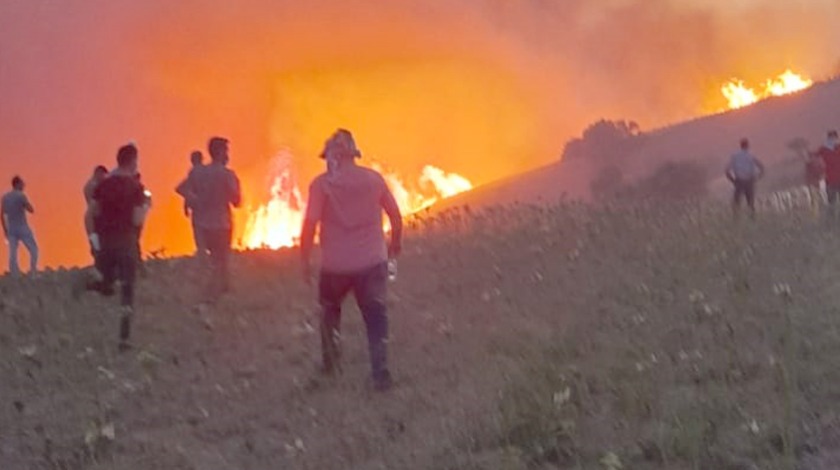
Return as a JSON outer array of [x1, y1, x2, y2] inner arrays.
[[240, 156, 473, 250], [721, 69, 813, 109]]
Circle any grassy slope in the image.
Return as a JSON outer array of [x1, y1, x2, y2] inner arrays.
[[2, 201, 840, 469]]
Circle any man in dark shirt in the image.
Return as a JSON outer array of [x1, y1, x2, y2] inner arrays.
[[178, 137, 241, 299], [84, 143, 147, 349]]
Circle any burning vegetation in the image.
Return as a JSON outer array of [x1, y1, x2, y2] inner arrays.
[[721, 69, 814, 110], [239, 155, 473, 250]]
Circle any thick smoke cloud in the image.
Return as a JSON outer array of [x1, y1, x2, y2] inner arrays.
[[0, 0, 837, 267]]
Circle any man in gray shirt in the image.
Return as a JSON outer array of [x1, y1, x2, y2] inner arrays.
[[1, 176, 38, 276], [725, 138, 765, 217], [176, 137, 241, 299]]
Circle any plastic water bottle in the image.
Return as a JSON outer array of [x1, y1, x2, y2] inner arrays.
[[387, 259, 398, 282]]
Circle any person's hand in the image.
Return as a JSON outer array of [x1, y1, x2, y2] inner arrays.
[[88, 233, 101, 252]]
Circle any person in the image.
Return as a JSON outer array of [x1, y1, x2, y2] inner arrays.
[[816, 130, 840, 219], [83, 143, 148, 349], [300, 129, 403, 391], [177, 137, 241, 299], [84, 165, 109, 252], [1, 176, 38, 276], [175, 150, 207, 256], [805, 146, 826, 216], [725, 138, 765, 217]]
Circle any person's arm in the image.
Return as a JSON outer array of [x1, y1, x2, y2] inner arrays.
[[1, 211, 7, 239], [755, 158, 766, 179], [24, 196, 34, 214], [228, 172, 242, 208], [299, 181, 324, 284], [381, 185, 403, 258], [85, 200, 100, 248], [132, 185, 148, 227], [175, 176, 192, 198]]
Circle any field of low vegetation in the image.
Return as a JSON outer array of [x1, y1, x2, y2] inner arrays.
[[2, 200, 840, 469]]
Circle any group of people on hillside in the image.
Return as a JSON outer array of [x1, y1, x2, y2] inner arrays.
[[1, 129, 403, 390], [724, 130, 840, 217]]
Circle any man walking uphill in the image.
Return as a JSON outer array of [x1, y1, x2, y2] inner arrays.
[[177, 137, 241, 299], [725, 138, 765, 218], [300, 129, 403, 391], [84, 143, 147, 350], [2, 176, 38, 276]]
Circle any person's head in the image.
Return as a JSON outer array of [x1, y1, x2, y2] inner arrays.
[[827, 130, 838, 145], [11, 176, 24, 191], [208, 137, 229, 164], [320, 128, 362, 162], [190, 150, 204, 167], [93, 165, 108, 181], [116, 143, 139, 172], [740, 138, 750, 151]]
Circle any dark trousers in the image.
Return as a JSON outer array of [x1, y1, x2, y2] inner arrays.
[[87, 237, 137, 341], [203, 227, 231, 298], [319, 263, 389, 383], [191, 217, 207, 255], [733, 178, 756, 210]]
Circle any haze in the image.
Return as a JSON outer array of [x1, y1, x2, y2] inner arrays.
[[1, 0, 837, 268]]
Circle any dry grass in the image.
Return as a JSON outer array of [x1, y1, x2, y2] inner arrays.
[[2, 200, 840, 469]]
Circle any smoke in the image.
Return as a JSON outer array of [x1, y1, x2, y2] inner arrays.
[[0, 0, 838, 266]]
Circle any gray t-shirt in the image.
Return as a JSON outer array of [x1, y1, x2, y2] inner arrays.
[[2, 190, 30, 230], [727, 150, 763, 181], [188, 163, 241, 230]]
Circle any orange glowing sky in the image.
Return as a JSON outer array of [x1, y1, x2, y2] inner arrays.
[[0, 0, 838, 268]]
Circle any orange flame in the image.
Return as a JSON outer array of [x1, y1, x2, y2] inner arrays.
[[241, 157, 473, 249], [722, 69, 813, 109]]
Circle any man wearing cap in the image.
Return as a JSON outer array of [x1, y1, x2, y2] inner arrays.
[[300, 129, 403, 391], [725, 138, 765, 218]]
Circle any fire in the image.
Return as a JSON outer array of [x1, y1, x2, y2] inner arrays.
[[240, 167, 305, 250], [240, 158, 473, 249], [721, 69, 813, 109]]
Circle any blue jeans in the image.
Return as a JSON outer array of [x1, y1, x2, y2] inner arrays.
[[7, 226, 38, 276], [319, 263, 390, 383]]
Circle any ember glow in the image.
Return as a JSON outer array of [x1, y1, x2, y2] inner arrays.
[[721, 69, 814, 110], [239, 158, 473, 250]]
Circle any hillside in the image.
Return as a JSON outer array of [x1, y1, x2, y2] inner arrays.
[[441, 78, 840, 210], [3, 201, 840, 469]]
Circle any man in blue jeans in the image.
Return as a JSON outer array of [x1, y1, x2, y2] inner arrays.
[[300, 129, 403, 391], [2, 176, 38, 276]]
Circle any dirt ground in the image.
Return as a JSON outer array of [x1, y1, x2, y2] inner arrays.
[[2, 201, 840, 469]]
